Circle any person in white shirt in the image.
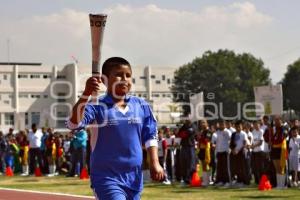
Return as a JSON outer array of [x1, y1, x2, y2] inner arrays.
[[211, 127, 218, 183], [28, 123, 44, 175], [215, 120, 231, 187], [229, 120, 249, 186], [226, 121, 236, 134], [261, 115, 269, 154], [288, 127, 300, 187], [250, 120, 265, 184], [243, 122, 253, 185]]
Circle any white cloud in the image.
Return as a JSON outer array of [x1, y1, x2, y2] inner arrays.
[[1, 2, 285, 81]]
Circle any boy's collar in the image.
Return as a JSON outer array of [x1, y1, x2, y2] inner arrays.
[[102, 93, 130, 104]]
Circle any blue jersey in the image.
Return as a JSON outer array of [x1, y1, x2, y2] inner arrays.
[[67, 94, 157, 191]]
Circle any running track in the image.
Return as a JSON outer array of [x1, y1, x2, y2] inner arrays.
[[0, 188, 94, 200]]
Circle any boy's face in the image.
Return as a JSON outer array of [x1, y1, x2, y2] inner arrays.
[[253, 122, 260, 130], [292, 130, 298, 138], [235, 124, 242, 132], [106, 65, 132, 97], [219, 122, 225, 130]]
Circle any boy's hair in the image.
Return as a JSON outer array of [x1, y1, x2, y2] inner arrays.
[[291, 127, 299, 132], [217, 119, 226, 124], [102, 57, 131, 78], [235, 120, 243, 126]]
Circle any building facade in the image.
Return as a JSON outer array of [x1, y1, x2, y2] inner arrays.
[[0, 62, 179, 132]]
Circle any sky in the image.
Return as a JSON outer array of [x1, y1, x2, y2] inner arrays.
[[1, 0, 300, 83]]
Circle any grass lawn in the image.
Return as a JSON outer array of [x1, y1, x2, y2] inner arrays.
[[1, 176, 300, 199]]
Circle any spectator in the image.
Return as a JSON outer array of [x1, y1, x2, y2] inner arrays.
[[288, 127, 300, 187], [19, 130, 30, 176], [0, 131, 8, 175], [178, 117, 197, 185], [28, 123, 44, 175], [67, 129, 87, 177], [215, 120, 231, 187]]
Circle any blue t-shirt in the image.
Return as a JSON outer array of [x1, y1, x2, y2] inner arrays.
[[71, 94, 157, 191], [72, 129, 87, 149]]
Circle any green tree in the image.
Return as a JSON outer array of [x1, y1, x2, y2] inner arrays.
[[281, 58, 300, 115], [171, 49, 271, 119]]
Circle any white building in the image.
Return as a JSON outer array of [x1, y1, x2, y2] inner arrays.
[[0, 62, 179, 132]]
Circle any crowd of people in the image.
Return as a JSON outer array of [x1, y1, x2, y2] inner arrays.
[[0, 123, 89, 177], [153, 116, 299, 189], [1, 116, 300, 190]]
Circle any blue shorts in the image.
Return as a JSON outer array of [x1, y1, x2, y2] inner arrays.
[[92, 184, 141, 200]]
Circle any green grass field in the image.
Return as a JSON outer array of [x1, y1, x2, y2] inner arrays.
[[1, 176, 300, 199]]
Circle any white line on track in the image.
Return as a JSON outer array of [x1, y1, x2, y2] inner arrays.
[[0, 187, 94, 199]]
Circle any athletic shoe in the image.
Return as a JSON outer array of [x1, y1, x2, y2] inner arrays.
[[215, 182, 224, 187], [163, 180, 171, 185], [223, 182, 231, 188]]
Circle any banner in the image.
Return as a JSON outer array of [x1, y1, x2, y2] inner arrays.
[[254, 85, 283, 116], [189, 92, 204, 122]]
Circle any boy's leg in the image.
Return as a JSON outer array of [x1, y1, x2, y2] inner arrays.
[[36, 148, 44, 172], [93, 185, 127, 200], [125, 187, 141, 200], [215, 153, 222, 183], [29, 149, 35, 174]]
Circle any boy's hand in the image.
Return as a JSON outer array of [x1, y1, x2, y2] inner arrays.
[[83, 75, 101, 96], [150, 161, 165, 181]]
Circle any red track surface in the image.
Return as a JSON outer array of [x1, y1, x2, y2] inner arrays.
[[0, 189, 94, 200]]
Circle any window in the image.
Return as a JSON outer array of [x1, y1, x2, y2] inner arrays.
[[3, 74, 7, 80], [57, 93, 66, 102], [152, 93, 160, 98], [18, 74, 28, 79], [140, 76, 146, 79], [5, 113, 14, 125], [25, 113, 29, 126], [162, 75, 166, 80], [155, 80, 161, 84], [151, 75, 155, 79], [167, 79, 171, 84], [31, 112, 40, 126], [31, 94, 41, 98], [57, 120, 66, 128], [4, 100, 9, 104], [19, 94, 28, 98], [57, 75, 66, 79], [57, 111, 67, 118], [44, 94, 48, 98], [132, 78, 135, 84], [43, 74, 52, 79], [30, 74, 40, 79]]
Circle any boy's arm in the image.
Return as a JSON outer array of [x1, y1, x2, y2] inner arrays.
[[147, 146, 165, 181], [67, 76, 100, 128], [69, 92, 90, 125]]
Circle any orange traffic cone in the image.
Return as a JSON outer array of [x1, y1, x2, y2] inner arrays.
[[258, 174, 272, 191], [6, 166, 14, 177], [35, 166, 42, 177], [80, 167, 89, 180], [190, 171, 202, 187]]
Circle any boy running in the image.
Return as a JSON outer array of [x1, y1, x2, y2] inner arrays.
[[66, 57, 164, 200]]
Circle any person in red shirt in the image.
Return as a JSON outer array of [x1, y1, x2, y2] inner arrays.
[[45, 132, 56, 176], [197, 119, 212, 186]]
